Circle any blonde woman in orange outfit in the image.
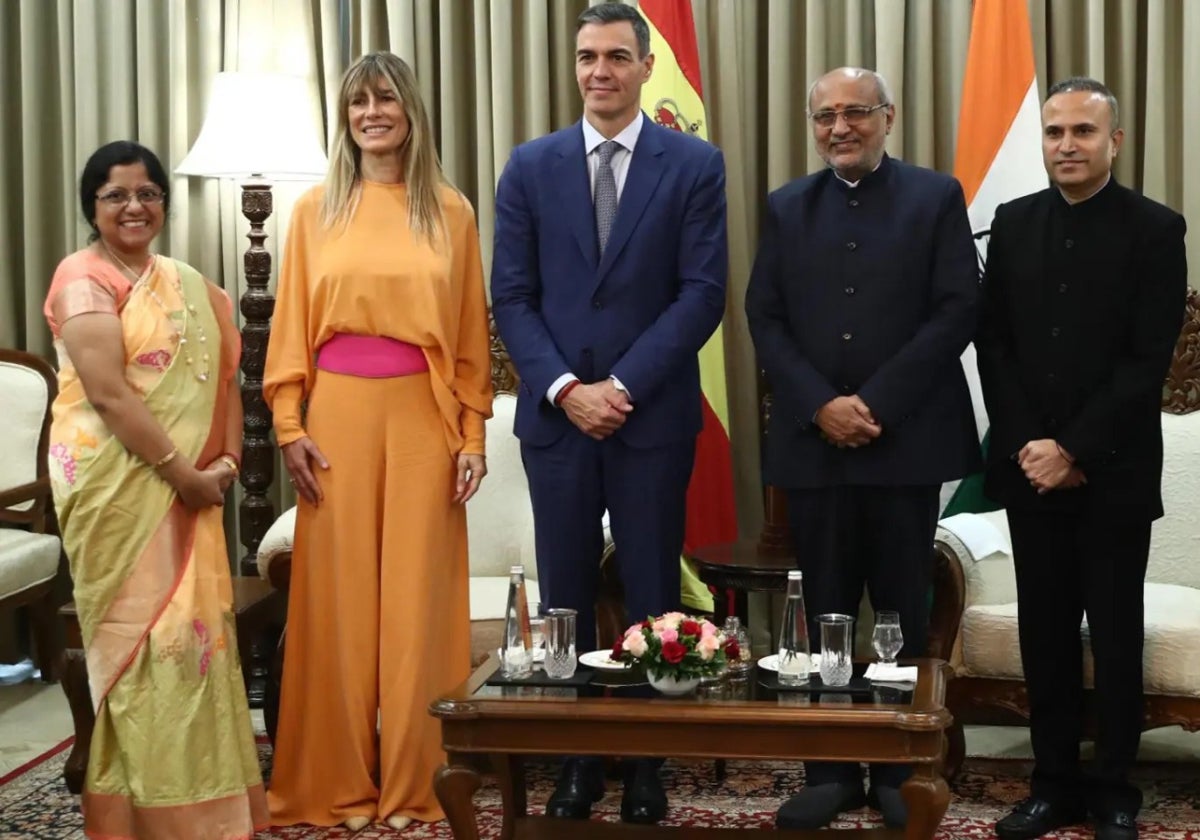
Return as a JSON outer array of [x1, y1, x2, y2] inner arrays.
[[263, 52, 492, 832]]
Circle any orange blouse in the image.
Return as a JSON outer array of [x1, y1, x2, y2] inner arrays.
[[263, 182, 493, 455]]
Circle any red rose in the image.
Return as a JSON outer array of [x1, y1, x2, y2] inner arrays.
[[611, 639, 625, 661], [642, 619, 653, 628], [680, 620, 702, 638], [661, 640, 687, 664], [724, 639, 740, 661]]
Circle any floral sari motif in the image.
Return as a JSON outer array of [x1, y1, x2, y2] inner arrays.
[[47, 254, 267, 840]]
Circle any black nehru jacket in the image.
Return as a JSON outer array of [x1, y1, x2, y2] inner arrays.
[[978, 178, 1187, 518], [747, 154, 981, 489]]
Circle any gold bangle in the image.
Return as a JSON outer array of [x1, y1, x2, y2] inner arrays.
[[153, 447, 179, 469], [219, 455, 240, 477]]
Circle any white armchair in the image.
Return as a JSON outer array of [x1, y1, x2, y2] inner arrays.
[[937, 290, 1200, 775], [0, 349, 64, 681]]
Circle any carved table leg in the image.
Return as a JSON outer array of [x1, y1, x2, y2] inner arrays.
[[59, 647, 94, 795], [492, 753, 526, 840], [434, 759, 484, 840], [901, 763, 951, 840]]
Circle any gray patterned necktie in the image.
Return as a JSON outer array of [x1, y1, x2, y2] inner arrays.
[[594, 140, 619, 256]]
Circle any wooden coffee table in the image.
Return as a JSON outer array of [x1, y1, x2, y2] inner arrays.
[[430, 657, 952, 839]]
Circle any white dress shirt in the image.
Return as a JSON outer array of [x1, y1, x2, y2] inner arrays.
[[546, 113, 646, 406]]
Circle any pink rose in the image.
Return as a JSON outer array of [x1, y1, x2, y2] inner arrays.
[[623, 632, 648, 657], [657, 628, 679, 644], [698, 634, 720, 659], [700, 621, 718, 638]]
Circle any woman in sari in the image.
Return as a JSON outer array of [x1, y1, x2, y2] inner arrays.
[[44, 141, 267, 840], [264, 52, 491, 831]]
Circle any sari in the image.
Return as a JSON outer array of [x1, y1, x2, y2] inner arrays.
[[45, 251, 268, 840]]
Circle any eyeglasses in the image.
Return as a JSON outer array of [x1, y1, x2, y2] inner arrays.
[[808, 104, 889, 129], [96, 187, 165, 208]]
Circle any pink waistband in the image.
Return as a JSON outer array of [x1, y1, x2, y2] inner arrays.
[[315, 333, 429, 378]]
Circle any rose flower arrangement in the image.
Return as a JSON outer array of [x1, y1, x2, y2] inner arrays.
[[611, 612, 735, 680]]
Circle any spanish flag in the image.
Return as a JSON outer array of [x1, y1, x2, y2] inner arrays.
[[943, 0, 1047, 515], [639, 0, 735, 612]]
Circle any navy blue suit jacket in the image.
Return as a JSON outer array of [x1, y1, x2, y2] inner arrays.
[[491, 115, 728, 448], [745, 155, 982, 488]]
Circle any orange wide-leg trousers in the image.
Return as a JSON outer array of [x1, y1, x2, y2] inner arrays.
[[267, 371, 470, 826]]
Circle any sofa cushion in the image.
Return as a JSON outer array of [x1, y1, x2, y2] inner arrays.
[[0, 530, 60, 598], [960, 581, 1200, 697], [1149, 411, 1200, 589], [469, 576, 541, 622], [0, 359, 50, 514]]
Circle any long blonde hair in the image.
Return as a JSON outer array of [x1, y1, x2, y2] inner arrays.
[[321, 52, 448, 244]]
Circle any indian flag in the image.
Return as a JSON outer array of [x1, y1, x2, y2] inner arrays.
[[943, 0, 1047, 516], [639, 0, 736, 612]]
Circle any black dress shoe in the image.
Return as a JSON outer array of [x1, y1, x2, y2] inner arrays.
[[776, 782, 867, 830], [620, 760, 668, 824], [546, 759, 605, 820], [995, 797, 1087, 840], [1095, 811, 1138, 840]]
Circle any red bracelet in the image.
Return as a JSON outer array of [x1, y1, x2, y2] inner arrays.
[[554, 380, 581, 406]]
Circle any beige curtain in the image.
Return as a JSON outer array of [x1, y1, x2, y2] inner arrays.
[[4, 0, 1198, 544]]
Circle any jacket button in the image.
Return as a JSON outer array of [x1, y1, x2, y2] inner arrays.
[[1050, 326, 1061, 337], [592, 300, 602, 310], [846, 241, 857, 251], [849, 199, 860, 208], [1065, 239, 1075, 248], [582, 348, 593, 357], [845, 286, 856, 295], [842, 332, 853, 341], [1059, 283, 1068, 293]]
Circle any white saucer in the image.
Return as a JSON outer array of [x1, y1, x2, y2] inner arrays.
[[757, 653, 821, 673], [578, 649, 631, 671]]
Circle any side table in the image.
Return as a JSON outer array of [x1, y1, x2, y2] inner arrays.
[[686, 540, 796, 624]]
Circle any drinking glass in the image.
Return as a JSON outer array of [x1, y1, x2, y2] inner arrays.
[[543, 608, 578, 679], [871, 610, 904, 665], [817, 613, 854, 687]]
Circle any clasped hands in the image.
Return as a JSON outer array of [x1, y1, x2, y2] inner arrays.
[[560, 379, 633, 441], [816, 395, 881, 448], [1018, 439, 1086, 494]]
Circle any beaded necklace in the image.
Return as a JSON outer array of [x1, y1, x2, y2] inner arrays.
[[99, 240, 211, 383]]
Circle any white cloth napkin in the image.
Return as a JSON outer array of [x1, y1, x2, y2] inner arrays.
[[864, 662, 918, 684]]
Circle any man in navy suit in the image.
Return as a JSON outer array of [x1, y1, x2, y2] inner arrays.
[[745, 67, 981, 829], [490, 1, 727, 826]]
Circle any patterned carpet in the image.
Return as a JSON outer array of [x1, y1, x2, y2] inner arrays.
[[3, 738, 1199, 838]]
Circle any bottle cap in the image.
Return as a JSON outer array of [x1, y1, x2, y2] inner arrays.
[[788, 570, 803, 580], [509, 564, 525, 575]]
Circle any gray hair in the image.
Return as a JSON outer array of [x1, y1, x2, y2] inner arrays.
[[1046, 76, 1120, 131], [807, 67, 894, 112], [577, 2, 651, 60]]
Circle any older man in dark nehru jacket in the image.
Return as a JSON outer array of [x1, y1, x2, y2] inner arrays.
[[979, 77, 1186, 840], [745, 66, 981, 830]]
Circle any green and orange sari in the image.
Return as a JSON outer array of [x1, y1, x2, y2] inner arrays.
[[45, 251, 267, 840]]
